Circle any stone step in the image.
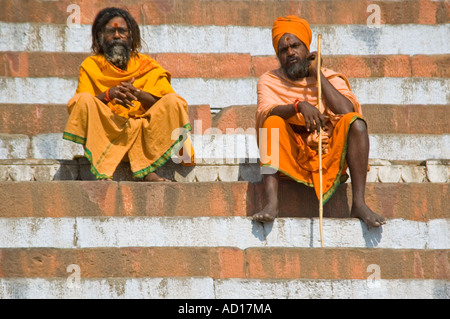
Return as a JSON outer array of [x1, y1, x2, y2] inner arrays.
[[1, 132, 448, 162], [2, 0, 448, 301], [0, 158, 448, 184], [0, 217, 448, 249], [0, 181, 447, 220], [211, 104, 450, 135], [2, 52, 448, 79], [2, 77, 448, 109], [2, 0, 446, 25], [1, 278, 447, 299], [2, 23, 448, 56], [0, 103, 212, 136], [0, 247, 448, 277], [1, 104, 449, 136]]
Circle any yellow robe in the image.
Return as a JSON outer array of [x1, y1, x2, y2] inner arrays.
[[63, 53, 194, 179]]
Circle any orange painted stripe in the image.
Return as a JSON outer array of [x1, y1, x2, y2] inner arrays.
[[0, 247, 447, 280], [0, 182, 447, 220], [1, 0, 447, 25], [0, 103, 449, 136], [1, 52, 448, 78]]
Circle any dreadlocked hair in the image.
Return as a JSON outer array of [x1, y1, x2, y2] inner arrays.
[[91, 7, 141, 56]]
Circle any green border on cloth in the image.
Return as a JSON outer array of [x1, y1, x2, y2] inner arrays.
[[63, 122, 193, 180], [62, 132, 86, 145], [261, 115, 362, 204], [132, 122, 192, 178]]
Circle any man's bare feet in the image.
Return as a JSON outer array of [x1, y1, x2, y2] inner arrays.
[[143, 172, 171, 182], [351, 204, 386, 227], [252, 203, 279, 223]]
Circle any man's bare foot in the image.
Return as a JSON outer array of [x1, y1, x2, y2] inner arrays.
[[252, 204, 278, 223], [143, 172, 171, 182], [351, 204, 386, 227]]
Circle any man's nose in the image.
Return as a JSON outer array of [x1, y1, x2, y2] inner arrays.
[[287, 46, 295, 56], [113, 29, 121, 39]]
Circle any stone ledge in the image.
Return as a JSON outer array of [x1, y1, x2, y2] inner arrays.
[[1, 133, 449, 162], [0, 158, 448, 183], [0, 247, 448, 279], [0, 217, 448, 249], [1, 278, 448, 299]]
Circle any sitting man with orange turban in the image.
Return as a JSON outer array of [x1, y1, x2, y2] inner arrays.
[[63, 7, 194, 181], [253, 16, 385, 227]]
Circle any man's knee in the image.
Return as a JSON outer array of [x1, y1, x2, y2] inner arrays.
[[75, 92, 95, 103], [263, 115, 286, 129], [160, 92, 186, 106], [68, 92, 95, 112], [350, 118, 367, 132], [349, 118, 368, 138]]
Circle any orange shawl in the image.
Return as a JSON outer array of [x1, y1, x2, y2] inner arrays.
[[256, 67, 364, 202], [76, 53, 174, 118]]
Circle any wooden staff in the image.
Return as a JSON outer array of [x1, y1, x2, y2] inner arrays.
[[317, 34, 324, 248]]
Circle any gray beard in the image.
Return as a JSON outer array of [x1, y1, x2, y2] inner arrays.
[[102, 39, 131, 70], [284, 58, 311, 81]]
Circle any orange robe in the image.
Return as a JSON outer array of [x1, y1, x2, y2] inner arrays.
[[63, 53, 194, 179], [256, 67, 364, 203]]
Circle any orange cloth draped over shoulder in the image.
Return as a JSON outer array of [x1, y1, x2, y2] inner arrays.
[[63, 53, 194, 179], [256, 67, 364, 203]]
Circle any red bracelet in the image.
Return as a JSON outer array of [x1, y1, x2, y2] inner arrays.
[[105, 89, 112, 102], [293, 99, 301, 113]]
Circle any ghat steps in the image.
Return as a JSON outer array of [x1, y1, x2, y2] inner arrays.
[[0, 0, 448, 299]]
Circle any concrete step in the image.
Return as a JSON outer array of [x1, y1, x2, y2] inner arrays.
[[2, 0, 448, 300], [0, 217, 448, 249], [2, 0, 447, 25], [0, 103, 212, 136], [1, 247, 448, 277], [2, 76, 448, 110], [3, 52, 448, 79], [2, 22, 448, 56], [211, 104, 450, 135], [1, 104, 449, 136], [0, 158, 448, 184], [0, 181, 447, 220], [1, 132, 448, 162], [1, 277, 447, 299]]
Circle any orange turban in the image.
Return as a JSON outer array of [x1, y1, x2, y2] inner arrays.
[[272, 15, 312, 54]]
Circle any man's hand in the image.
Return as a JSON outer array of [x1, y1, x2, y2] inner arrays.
[[297, 101, 326, 133], [109, 78, 139, 108], [306, 51, 322, 79]]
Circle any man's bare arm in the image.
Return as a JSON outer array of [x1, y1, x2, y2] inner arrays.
[[308, 52, 354, 114]]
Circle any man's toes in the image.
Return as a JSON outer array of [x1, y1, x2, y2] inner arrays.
[[252, 213, 263, 221], [252, 213, 269, 223]]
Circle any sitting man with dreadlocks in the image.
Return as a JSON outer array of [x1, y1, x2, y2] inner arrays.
[[63, 7, 194, 181]]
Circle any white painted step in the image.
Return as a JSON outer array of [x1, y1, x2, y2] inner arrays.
[[0, 217, 448, 249], [1, 23, 448, 55], [0, 277, 447, 299], [1, 132, 449, 161], [1, 77, 449, 108]]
